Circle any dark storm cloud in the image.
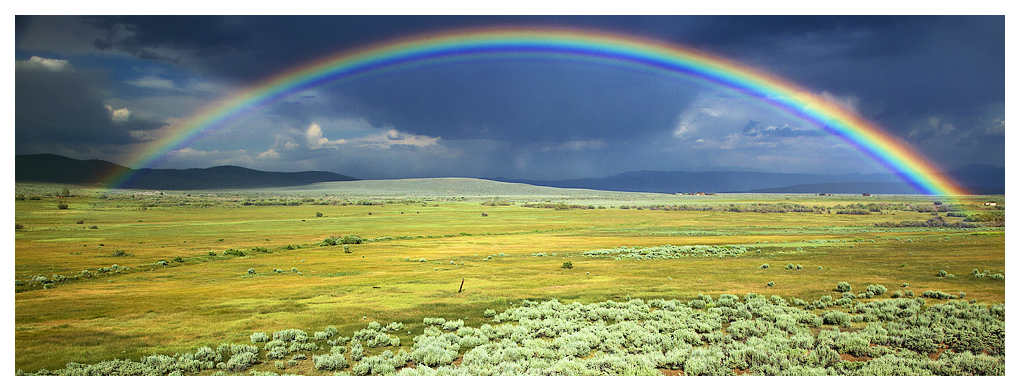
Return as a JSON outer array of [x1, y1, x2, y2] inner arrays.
[[15, 58, 166, 153], [59, 15, 1006, 124], [69, 16, 715, 83], [306, 60, 700, 143], [690, 16, 1004, 125], [82, 16, 254, 61]]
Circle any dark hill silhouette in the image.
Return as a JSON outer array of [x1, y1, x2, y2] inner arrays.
[[16, 154, 355, 190]]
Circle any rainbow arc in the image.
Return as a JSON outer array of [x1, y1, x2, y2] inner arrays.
[[107, 28, 967, 196]]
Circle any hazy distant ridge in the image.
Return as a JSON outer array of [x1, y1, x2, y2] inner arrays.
[[493, 165, 1003, 195]]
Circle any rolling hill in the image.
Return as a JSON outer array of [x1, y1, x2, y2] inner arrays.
[[15, 154, 356, 190]]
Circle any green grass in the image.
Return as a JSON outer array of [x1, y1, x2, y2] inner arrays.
[[13, 183, 1005, 373]]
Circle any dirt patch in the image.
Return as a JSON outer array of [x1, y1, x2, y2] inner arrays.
[[659, 368, 683, 376], [839, 353, 872, 362]]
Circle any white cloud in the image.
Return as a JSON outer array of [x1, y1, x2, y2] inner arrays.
[[258, 148, 280, 159], [304, 123, 347, 150], [105, 105, 132, 123], [300, 123, 439, 150], [674, 106, 725, 139], [129, 131, 153, 141], [819, 91, 860, 114], [983, 118, 1005, 135], [698, 108, 720, 117], [125, 75, 176, 89], [372, 129, 440, 148], [908, 115, 956, 141], [18, 56, 71, 72], [541, 139, 606, 151], [169, 147, 208, 157], [165, 148, 256, 167]]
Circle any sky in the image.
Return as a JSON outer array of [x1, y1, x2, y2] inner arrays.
[[13, 14, 1006, 181]]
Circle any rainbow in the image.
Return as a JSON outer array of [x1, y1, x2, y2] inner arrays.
[[109, 27, 968, 195]]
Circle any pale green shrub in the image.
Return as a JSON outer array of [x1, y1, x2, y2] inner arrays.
[[250, 332, 270, 344], [225, 352, 258, 372], [350, 342, 364, 361]]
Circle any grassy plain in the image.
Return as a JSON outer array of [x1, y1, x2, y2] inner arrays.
[[13, 180, 1005, 374]]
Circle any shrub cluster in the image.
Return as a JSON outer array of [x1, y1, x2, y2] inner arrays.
[[583, 244, 748, 260], [873, 216, 981, 228], [20, 294, 1004, 377], [322, 235, 364, 246]]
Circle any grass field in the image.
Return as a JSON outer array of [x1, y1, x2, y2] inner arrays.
[[13, 180, 1006, 375]]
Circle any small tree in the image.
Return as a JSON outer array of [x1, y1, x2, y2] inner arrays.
[[561, 261, 573, 269], [57, 201, 69, 210]]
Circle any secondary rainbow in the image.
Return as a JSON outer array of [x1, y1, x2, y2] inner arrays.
[[108, 27, 968, 195]]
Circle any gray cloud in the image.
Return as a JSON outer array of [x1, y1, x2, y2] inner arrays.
[[15, 57, 166, 154], [740, 120, 824, 138]]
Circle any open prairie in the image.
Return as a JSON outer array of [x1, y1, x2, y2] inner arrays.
[[13, 180, 1005, 375]]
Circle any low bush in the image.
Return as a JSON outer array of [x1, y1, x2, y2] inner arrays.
[[341, 235, 363, 245], [921, 290, 954, 300], [313, 353, 348, 371], [867, 285, 888, 296], [273, 329, 308, 343], [822, 311, 851, 326], [350, 342, 364, 362], [223, 249, 245, 257], [249, 332, 270, 344], [836, 282, 852, 292], [225, 352, 258, 372]]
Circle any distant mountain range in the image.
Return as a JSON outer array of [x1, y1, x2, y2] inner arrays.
[[15, 154, 355, 190], [492, 165, 1004, 195], [16, 153, 1003, 194]]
